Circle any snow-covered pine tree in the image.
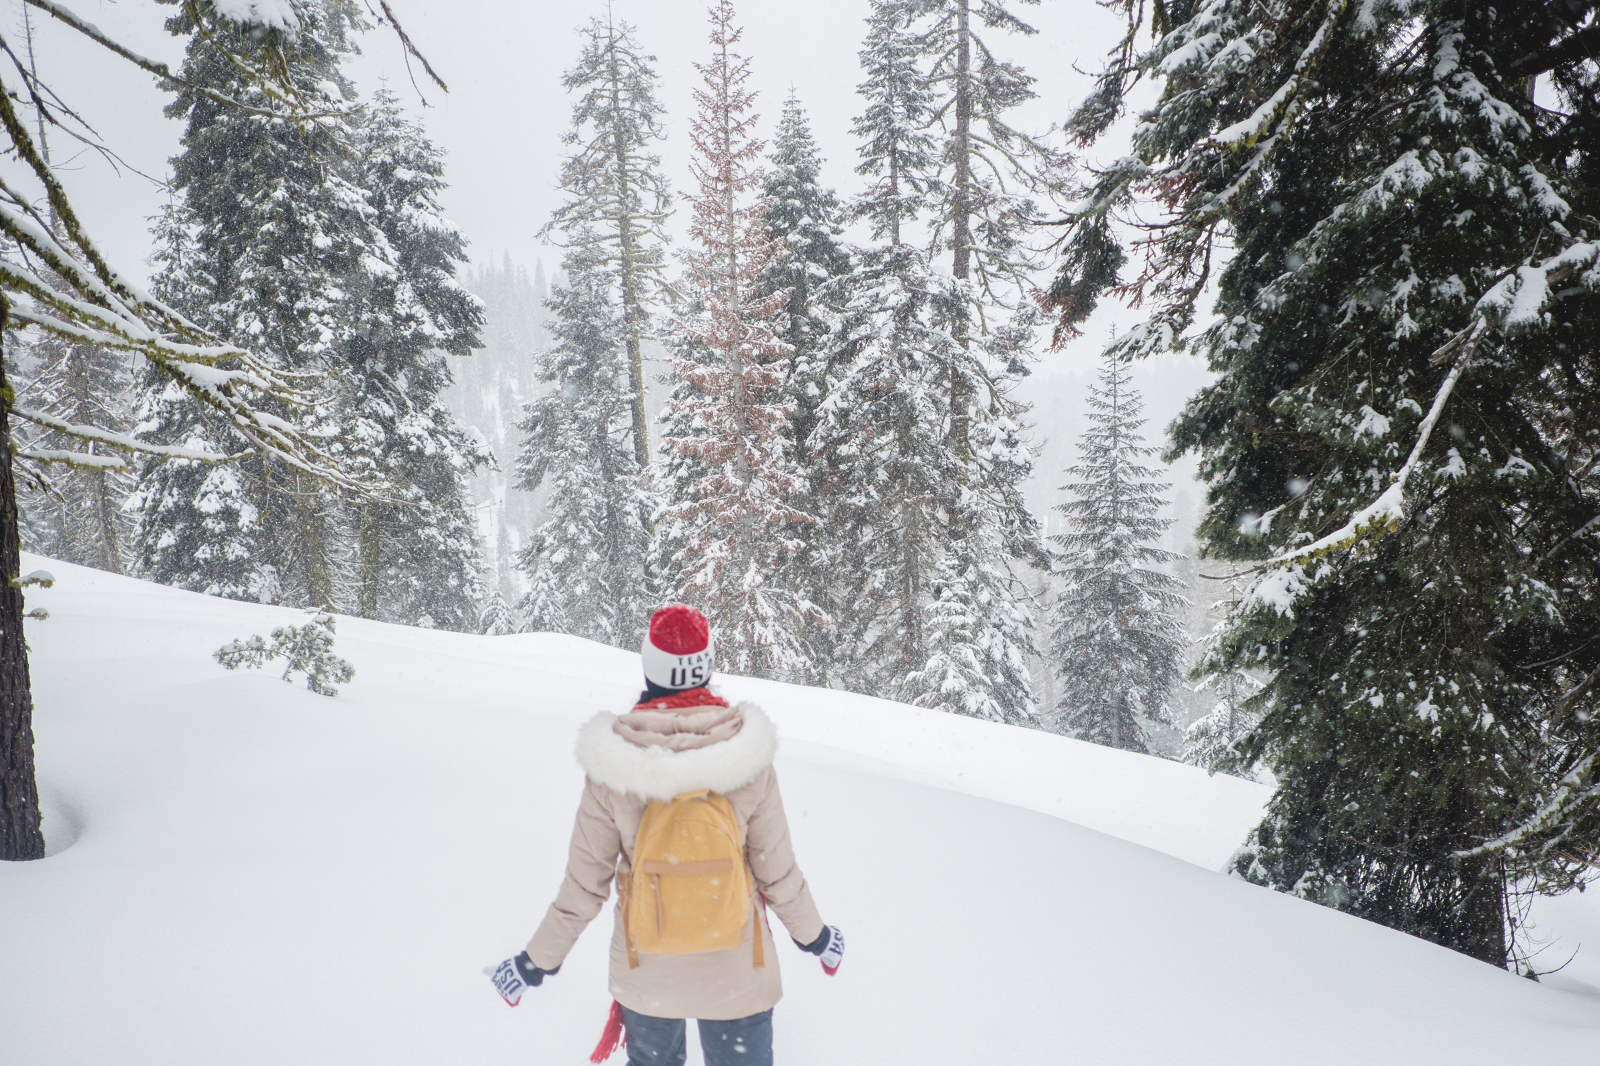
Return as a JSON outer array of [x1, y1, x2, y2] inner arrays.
[[807, 0, 1037, 719], [1047, 1, 1600, 964], [542, 17, 673, 471], [1050, 357, 1187, 751], [812, 245, 971, 701], [904, 0, 1058, 715], [515, 241, 654, 647], [910, 0, 1062, 269], [901, 513, 1038, 723], [1181, 575, 1263, 777], [130, 217, 268, 599], [136, 0, 379, 607], [649, 292, 714, 606], [851, 0, 939, 248], [14, 332, 134, 574], [512, 17, 674, 649], [658, 0, 816, 680], [759, 93, 852, 457], [814, 246, 1037, 721], [477, 592, 521, 636], [134, 203, 267, 599], [905, 0, 1066, 448], [757, 93, 852, 673], [345, 90, 487, 630]]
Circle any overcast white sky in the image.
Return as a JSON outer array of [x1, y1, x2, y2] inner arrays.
[[16, 0, 1214, 542]]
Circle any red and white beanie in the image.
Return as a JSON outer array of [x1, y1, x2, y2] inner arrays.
[[641, 605, 716, 691]]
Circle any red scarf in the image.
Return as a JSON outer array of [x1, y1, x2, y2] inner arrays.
[[632, 686, 729, 712]]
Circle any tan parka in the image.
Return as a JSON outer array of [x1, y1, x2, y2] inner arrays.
[[525, 701, 824, 1020]]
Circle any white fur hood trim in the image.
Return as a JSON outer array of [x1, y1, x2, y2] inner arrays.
[[575, 702, 777, 802]]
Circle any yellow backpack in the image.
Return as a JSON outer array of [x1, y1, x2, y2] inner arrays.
[[621, 789, 763, 969]]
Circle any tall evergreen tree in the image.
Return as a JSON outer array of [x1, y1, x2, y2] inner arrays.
[[658, 0, 815, 680], [134, 205, 267, 596], [516, 241, 654, 646], [906, 0, 1057, 713], [808, 0, 1038, 718], [851, 0, 939, 247], [911, 0, 1061, 269], [1050, 358, 1186, 751], [813, 247, 974, 702], [345, 90, 487, 630], [513, 18, 674, 648], [907, 0, 1065, 450], [542, 17, 673, 471], [758, 93, 852, 673], [1048, 0, 1600, 964], [759, 94, 852, 457], [136, 0, 379, 607], [901, 498, 1038, 722]]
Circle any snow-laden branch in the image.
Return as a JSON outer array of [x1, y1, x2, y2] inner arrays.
[[209, 1, 302, 33], [15, 447, 129, 472], [1455, 745, 1600, 860], [1263, 317, 1483, 572], [1244, 225, 1600, 614], [1253, 232, 1600, 587], [1476, 239, 1600, 328], [11, 406, 247, 464], [1177, 0, 1352, 229], [1207, 0, 1350, 152]]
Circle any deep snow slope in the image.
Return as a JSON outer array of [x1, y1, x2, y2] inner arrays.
[[2, 558, 1597, 1065]]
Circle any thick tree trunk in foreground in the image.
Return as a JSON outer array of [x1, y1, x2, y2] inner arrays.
[[1454, 857, 1509, 967], [0, 300, 46, 861]]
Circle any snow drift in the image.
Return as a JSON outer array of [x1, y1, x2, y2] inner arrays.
[[1, 557, 1596, 1064]]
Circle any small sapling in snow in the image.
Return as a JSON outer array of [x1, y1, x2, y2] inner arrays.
[[215, 610, 355, 697]]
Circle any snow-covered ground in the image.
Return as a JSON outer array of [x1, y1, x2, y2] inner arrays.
[[3, 558, 1596, 1064]]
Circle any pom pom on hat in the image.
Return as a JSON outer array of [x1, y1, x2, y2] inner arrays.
[[641, 605, 715, 691], [649, 605, 710, 656]]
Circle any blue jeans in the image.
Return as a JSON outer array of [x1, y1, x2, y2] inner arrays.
[[620, 1004, 774, 1066]]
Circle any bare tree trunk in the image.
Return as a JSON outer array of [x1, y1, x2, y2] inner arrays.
[[297, 483, 334, 608], [91, 468, 124, 575], [1038, 576, 1056, 721], [624, 290, 650, 467], [0, 296, 46, 861], [947, 0, 974, 466], [609, 37, 651, 471], [618, 197, 650, 469], [357, 502, 381, 619]]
